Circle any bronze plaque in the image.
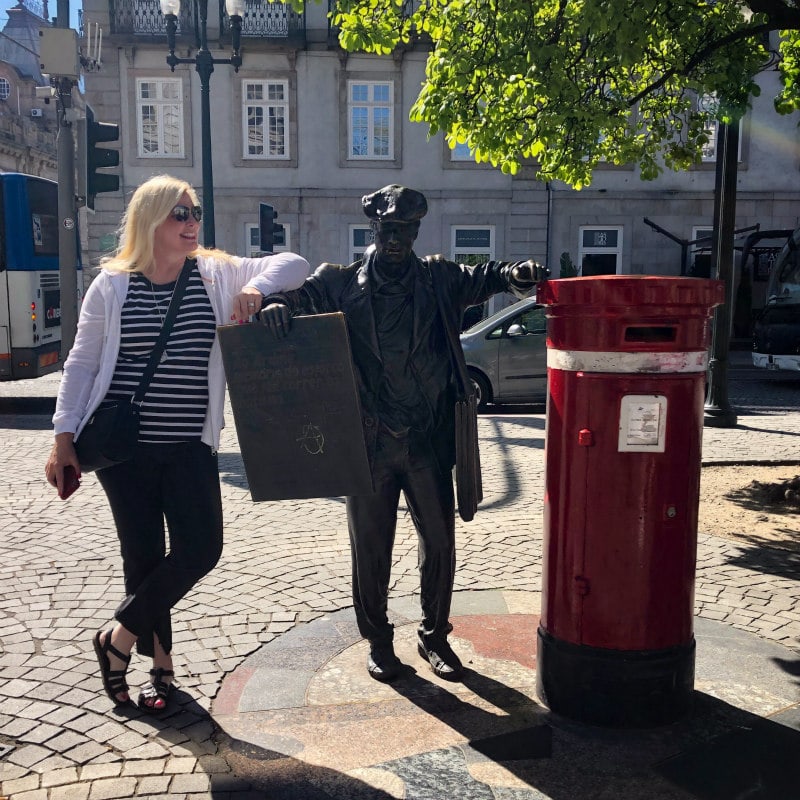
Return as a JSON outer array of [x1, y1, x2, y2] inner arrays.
[[218, 313, 373, 501]]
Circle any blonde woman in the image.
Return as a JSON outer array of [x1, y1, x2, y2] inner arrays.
[[45, 175, 310, 713]]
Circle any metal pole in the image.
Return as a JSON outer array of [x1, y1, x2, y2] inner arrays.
[[704, 120, 739, 428], [195, 0, 215, 247], [164, 0, 242, 249], [55, 1, 80, 357]]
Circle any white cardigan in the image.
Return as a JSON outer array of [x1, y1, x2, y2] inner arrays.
[[53, 251, 311, 451]]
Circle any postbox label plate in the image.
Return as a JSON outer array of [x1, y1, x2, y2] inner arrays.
[[618, 394, 668, 452]]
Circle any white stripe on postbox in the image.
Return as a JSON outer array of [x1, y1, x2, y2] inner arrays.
[[547, 349, 708, 374]]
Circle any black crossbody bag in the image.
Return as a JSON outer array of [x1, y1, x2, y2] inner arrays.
[[75, 259, 193, 473]]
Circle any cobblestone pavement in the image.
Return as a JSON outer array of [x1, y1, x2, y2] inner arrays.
[[0, 351, 798, 798]]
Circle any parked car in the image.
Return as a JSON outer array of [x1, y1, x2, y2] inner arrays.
[[459, 297, 548, 411]]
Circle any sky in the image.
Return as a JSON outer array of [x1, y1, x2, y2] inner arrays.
[[1, 0, 82, 32]]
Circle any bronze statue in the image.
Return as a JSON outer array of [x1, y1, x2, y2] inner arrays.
[[260, 185, 547, 682]]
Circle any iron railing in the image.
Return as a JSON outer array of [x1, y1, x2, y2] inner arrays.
[[111, 0, 195, 35], [111, 0, 302, 39], [228, 0, 304, 38]]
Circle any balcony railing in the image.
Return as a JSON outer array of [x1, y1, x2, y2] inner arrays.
[[230, 0, 304, 38], [111, 0, 302, 39], [111, 0, 195, 35]]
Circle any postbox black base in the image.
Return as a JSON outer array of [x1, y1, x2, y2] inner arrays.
[[536, 626, 695, 728]]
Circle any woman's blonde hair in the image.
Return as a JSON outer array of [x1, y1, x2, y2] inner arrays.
[[101, 174, 232, 276]]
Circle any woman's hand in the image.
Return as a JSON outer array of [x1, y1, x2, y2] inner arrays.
[[232, 287, 264, 322], [45, 433, 80, 496]]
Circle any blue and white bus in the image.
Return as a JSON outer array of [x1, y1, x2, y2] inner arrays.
[[753, 227, 800, 372], [0, 172, 82, 380]]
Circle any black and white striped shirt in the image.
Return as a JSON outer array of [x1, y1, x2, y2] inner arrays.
[[106, 266, 217, 443]]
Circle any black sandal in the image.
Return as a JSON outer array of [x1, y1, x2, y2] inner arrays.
[[138, 667, 174, 713], [92, 629, 131, 705]]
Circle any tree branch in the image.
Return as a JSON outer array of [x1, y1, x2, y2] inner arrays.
[[627, 22, 774, 107]]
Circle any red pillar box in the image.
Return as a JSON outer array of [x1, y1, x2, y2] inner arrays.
[[536, 276, 724, 727]]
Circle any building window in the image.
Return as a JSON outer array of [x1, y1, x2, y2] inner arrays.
[[0, 78, 10, 101], [243, 80, 288, 159], [450, 142, 473, 161], [689, 226, 714, 278], [246, 221, 290, 255], [136, 78, 184, 157], [698, 95, 742, 163], [452, 226, 494, 264], [579, 227, 623, 275], [452, 227, 505, 314], [350, 225, 374, 263], [348, 81, 393, 159]]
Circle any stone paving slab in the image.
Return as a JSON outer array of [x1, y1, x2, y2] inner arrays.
[[0, 351, 798, 798], [211, 591, 799, 799]]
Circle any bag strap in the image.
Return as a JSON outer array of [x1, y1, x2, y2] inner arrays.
[[131, 257, 194, 405], [426, 256, 472, 401]]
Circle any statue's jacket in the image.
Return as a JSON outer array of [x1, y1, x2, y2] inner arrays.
[[267, 248, 532, 473]]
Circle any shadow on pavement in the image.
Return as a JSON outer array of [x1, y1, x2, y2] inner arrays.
[[0, 396, 56, 415], [654, 702, 800, 800], [213, 725, 399, 799], [729, 422, 800, 437], [480, 403, 546, 416], [771, 655, 800, 690], [380, 672, 800, 800], [108, 686, 398, 798], [724, 540, 800, 580], [217, 450, 249, 491]]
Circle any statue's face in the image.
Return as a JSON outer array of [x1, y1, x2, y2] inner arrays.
[[373, 221, 419, 265]]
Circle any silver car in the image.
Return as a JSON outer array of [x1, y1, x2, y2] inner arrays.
[[459, 297, 548, 411]]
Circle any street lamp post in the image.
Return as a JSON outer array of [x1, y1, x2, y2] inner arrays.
[[160, 0, 244, 248], [703, 120, 739, 428]]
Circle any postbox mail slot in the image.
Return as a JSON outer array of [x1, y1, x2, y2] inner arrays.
[[624, 326, 677, 343]]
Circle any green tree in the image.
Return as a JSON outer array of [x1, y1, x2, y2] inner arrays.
[[319, 0, 800, 188]]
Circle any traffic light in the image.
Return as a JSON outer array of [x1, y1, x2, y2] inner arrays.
[[259, 202, 285, 253], [76, 104, 120, 211]]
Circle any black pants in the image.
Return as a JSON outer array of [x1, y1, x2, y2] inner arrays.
[[96, 441, 223, 657], [346, 429, 456, 646]]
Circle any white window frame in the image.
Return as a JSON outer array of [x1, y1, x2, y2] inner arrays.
[[0, 78, 10, 101], [136, 77, 184, 158], [245, 221, 291, 256], [451, 226, 494, 264], [350, 224, 374, 263], [348, 80, 394, 160], [242, 79, 289, 160], [452, 226, 506, 314], [578, 226, 624, 275], [691, 226, 713, 252], [698, 95, 743, 163]]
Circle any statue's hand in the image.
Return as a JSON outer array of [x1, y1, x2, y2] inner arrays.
[[258, 302, 292, 338], [511, 260, 549, 288]]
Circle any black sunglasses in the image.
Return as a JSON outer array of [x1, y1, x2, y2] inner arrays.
[[170, 204, 203, 223]]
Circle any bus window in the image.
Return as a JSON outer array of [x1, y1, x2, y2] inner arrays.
[[27, 178, 59, 256]]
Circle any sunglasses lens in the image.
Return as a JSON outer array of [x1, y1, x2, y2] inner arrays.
[[170, 205, 202, 222]]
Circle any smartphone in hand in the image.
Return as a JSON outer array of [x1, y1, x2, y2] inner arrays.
[[59, 465, 81, 500]]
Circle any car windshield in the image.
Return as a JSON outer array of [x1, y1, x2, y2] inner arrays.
[[462, 298, 537, 334]]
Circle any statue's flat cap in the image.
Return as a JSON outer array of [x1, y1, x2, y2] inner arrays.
[[362, 185, 428, 223]]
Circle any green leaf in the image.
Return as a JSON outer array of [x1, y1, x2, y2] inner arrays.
[[332, 0, 793, 187]]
